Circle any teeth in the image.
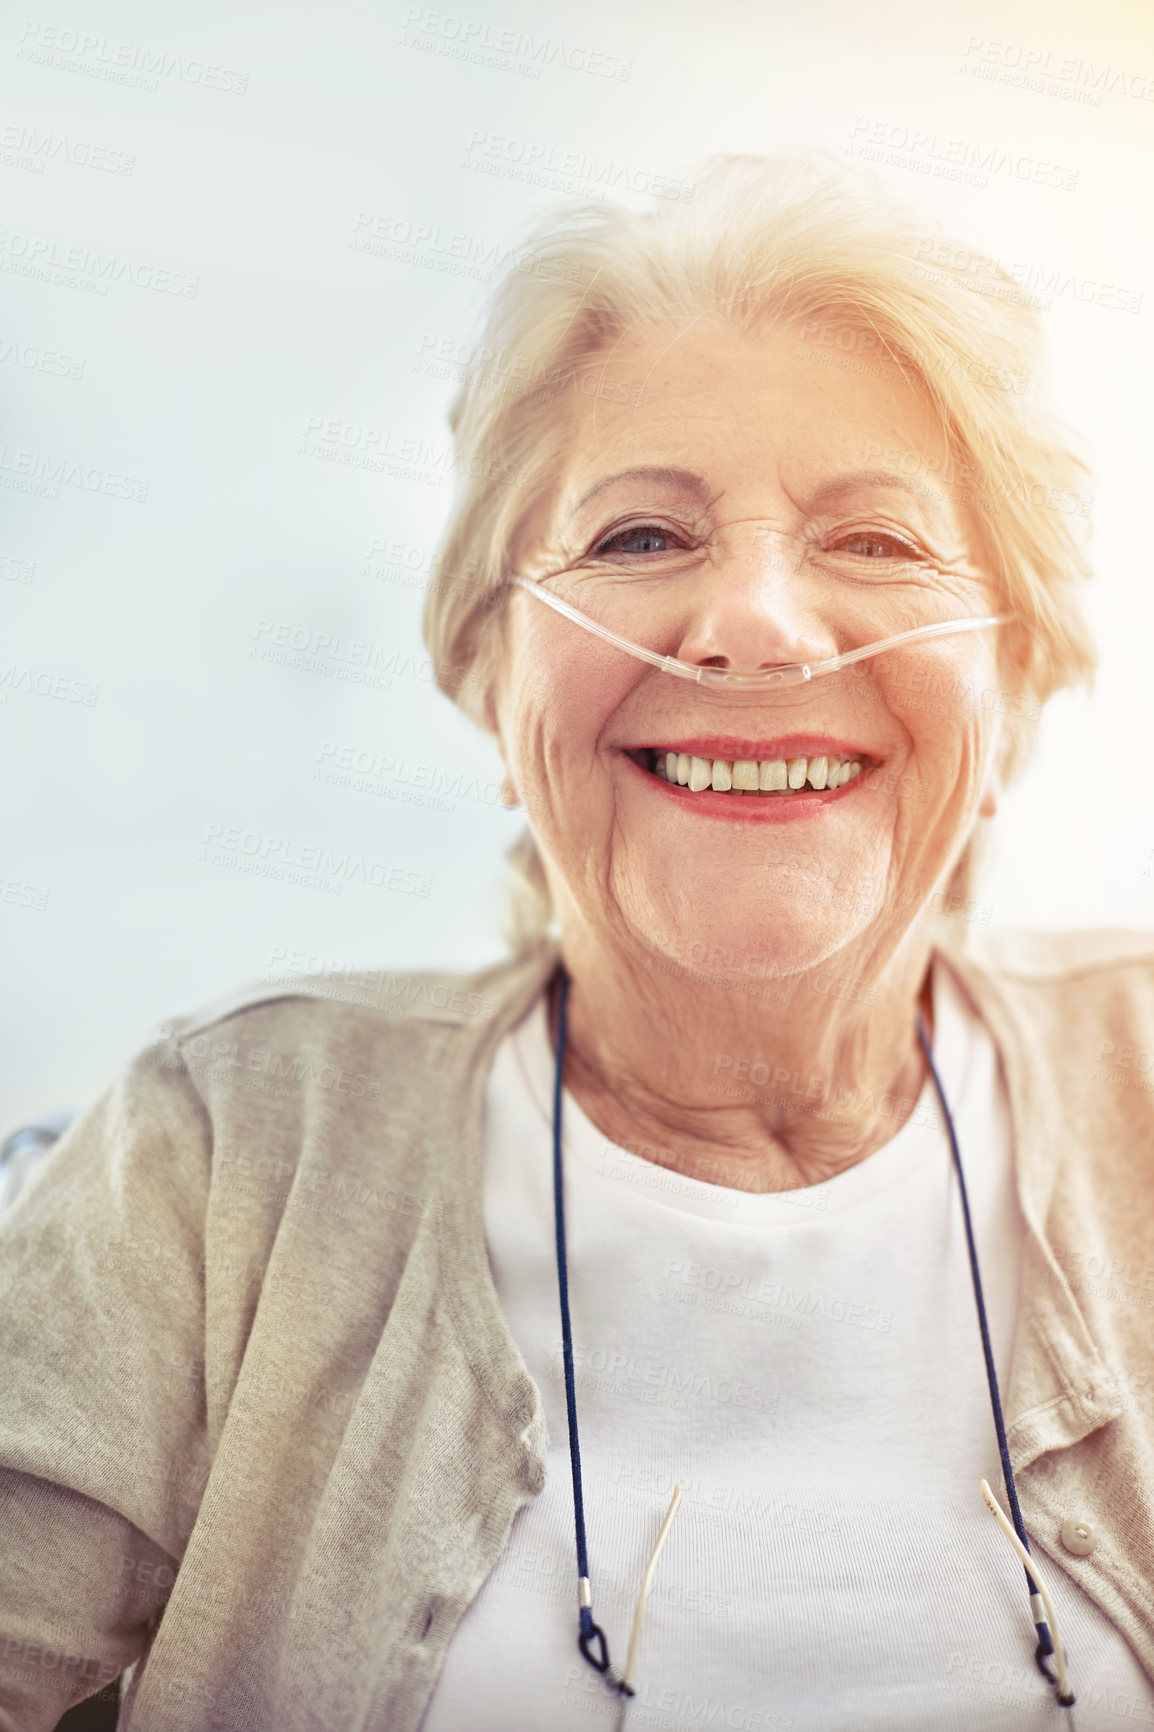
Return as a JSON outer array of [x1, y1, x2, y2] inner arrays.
[[650, 750, 864, 796]]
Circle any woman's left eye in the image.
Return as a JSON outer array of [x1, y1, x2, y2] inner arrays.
[[834, 530, 921, 560]]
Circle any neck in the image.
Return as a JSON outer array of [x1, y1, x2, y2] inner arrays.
[[548, 926, 936, 1195]]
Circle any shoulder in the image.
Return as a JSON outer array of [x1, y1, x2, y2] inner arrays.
[[941, 923, 1154, 1029], [956, 926, 1154, 984], [151, 945, 557, 1115], [938, 927, 1154, 1134], [162, 948, 555, 1044], [944, 927, 1154, 1049]]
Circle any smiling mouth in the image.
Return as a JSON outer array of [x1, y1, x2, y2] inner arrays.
[[632, 747, 867, 795]]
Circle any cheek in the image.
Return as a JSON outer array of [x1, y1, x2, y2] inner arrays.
[[872, 665, 1000, 837], [881, 650, 997, 758], [502, 637, 630, 794], [910, 731, 998, 865]]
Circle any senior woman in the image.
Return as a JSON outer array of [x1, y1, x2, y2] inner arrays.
[[1, 154, 1152, 1732]]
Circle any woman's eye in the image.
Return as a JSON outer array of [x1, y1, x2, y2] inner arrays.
[[593, 524, 679, 556], [834, 530, 921, 560]]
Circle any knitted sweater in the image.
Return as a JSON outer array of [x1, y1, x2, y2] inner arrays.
[[1, 928, 1152, 1729]]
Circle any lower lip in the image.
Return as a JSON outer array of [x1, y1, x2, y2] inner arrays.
[[624, 754, 867, 822]]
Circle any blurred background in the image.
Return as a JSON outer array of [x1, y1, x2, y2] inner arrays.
[[2, 0, 1152, 1128]]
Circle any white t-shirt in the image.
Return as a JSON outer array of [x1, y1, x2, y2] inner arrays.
[[418, 963, 1153, 1731]]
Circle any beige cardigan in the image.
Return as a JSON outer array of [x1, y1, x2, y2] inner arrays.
[[1, 927, 1153, 1730]]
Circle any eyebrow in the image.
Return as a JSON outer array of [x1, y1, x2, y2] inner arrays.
[[568, 465, 945, 522], [803, 470, 944, 510], [568, 466, 714, 519]]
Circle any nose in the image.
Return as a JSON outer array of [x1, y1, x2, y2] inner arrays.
[[673, 525, 840, 675]]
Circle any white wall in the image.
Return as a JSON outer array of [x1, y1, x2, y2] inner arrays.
[[3, 0, 1153, 1127]]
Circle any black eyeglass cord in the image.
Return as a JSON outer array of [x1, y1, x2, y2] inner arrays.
[[550, 966, 1075, 1709]]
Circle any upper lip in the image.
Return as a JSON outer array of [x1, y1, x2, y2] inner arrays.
[[626, 733, 873, 760]]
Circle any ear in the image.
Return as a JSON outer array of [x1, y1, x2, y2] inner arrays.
[[499, 773, 522, 809]]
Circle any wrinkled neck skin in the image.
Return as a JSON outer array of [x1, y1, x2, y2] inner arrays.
[[546, 910, 938, 1196]]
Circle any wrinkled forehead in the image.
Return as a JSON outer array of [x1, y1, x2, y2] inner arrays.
[[512, 317, 973, 564]]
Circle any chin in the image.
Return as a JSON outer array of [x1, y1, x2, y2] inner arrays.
[[626, 877, 878, 995]]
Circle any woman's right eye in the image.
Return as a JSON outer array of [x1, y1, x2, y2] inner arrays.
[[593, 524, 680, 556]]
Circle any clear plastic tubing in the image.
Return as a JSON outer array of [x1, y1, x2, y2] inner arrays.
[[513, 576, 1012, 691]]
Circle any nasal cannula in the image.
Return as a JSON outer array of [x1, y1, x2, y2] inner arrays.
[[513, 575, 1012, 690]]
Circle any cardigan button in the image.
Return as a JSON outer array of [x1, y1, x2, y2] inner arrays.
[[1060, 1518, 1097, 1557]]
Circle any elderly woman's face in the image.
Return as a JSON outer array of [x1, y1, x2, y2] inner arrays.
[[495, 321, 1003, 980]]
